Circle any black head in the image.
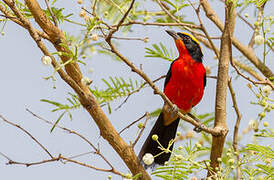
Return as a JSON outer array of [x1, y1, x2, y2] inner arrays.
[[166, 30, 203, 63]]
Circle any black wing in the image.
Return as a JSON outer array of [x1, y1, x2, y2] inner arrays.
[[164, 59, 178, 88]]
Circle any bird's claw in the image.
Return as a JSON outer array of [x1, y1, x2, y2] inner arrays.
[[169, 104, 179, 117], [193, 124, 204, 133]]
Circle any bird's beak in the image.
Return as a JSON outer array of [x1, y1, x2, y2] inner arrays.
[[166, 30, 180, 40]]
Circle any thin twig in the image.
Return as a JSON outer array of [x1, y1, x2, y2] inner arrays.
[[0, 4, 50, 40], [230, 54, 274, 90], [106, 0, 136, 41], [228, 79, 242, 180], [92, 0, 97, 14], [119, 113, 147, 134], [62, 156, 122, 175], [44, 0, 58, 27], [82, 7, 112, 30], [118, 21, 201, 29], [115, 75, 166, 111], [26, 109, 116, 170], [238, 13, 254, 30], [0, 114, 53, 158], [200, 0, 273, 78], [188, 0, 219, 59], [196, 35, 265, 81], [218, 0, 255, 30], [99, 35, 147, 42], [132, 112, 150, 148], [0, 152, 12, 161], [3, 153, 122, 175], [66, 151, 94, 161], [6, 155, 61, 167], [248, 3, 265, 48]]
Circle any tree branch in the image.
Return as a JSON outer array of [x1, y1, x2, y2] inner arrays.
[[196, 35, 265, 82], [2, 0, 151, 178], [1, 153, 122, 176], [207, 0, 235, 176], [200, 0, 273, 78], [0, 4, 50, 40], [228, 79, 242, 180], [0, 114, 53, 158], [26, 109, 117, 171]]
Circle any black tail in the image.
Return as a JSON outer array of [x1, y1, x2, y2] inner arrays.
[[138, 112, 180, 166]]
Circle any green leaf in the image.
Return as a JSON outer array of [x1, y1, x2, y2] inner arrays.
[[145, 43, 176, 61], [150, 108, 161, 117], [41, 99, 63, 107], [50, 111, 66, 132]]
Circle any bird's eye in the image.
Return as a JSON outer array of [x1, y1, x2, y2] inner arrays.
[[183, 35, 191, 43]]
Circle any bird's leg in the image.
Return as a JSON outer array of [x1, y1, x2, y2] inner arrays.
[[187, 113, 203, 133]]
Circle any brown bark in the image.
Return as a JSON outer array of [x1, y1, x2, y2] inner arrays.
[[200, 0, 273, 78], [196, 36, 265, 81], [1, 0, 151, 179], [207, 1, 235, 177]]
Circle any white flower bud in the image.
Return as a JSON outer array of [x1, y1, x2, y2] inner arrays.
[[217, 158, 222, 162], [228, 158, 235, 164], [41, 55, 52, 65], [174, 154, 183, 161], [144, 37, 149, 43], [81, 77, 92, 85], [262, 85, 272, 96], [142, 153, 154, 165], [249, 119, 259, 131], [254, 35, 264, 45], [90, 34, 98, 41]]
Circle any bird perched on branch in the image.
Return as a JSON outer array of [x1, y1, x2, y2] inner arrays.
[[139, 30, 206, 167]]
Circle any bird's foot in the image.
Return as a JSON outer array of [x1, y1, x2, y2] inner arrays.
[[187, 113, 203, 133], [169, 104, 179, 117], [193, 124, 204, 133]]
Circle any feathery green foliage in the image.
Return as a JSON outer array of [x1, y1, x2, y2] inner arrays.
[[245, 144, 274, 160], [41, 76, 145, 130], [145, 43, 177, 61]]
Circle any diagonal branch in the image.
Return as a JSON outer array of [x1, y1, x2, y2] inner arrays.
[[0, 114, 53, 158], [195, 35, 265, 82], [106, 0, 135, 41], [44, 0, 58, 27], [0, 4, 50, 40], [132, 112, 150, 148], [26, 109, 116, 171], [106, 29, 222, 137], [2, 0, 151, 178], [200, 0, 273, 78]]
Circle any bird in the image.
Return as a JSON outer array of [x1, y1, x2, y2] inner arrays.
[[139, 30, 206, 167]]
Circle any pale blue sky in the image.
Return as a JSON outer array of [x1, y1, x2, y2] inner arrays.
[[0, 1, 273, 180]]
